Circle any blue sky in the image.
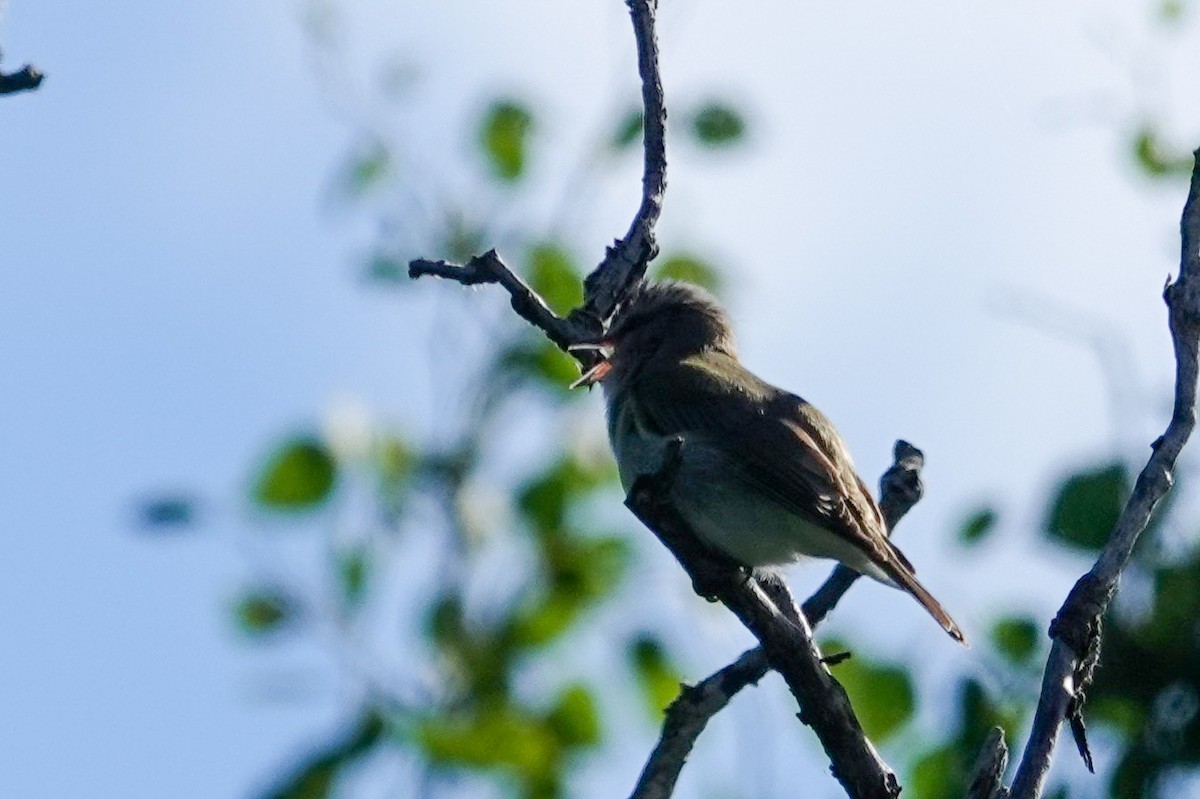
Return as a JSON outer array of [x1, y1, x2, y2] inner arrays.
[[2, 1, 1198, 797]]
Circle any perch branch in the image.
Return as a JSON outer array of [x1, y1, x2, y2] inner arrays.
[[1009, 148, 1200, 799], [628, 440, 926, 799], [625, 437, 903, 799]]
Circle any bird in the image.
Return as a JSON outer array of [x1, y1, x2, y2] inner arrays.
[[570, 280, 965, 644]]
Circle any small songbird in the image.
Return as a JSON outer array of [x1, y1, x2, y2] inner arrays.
[[572, 280, 965, 643]]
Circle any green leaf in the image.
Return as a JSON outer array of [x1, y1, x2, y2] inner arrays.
[[479, 99, 534, 181], [629, 635, 683, 718], [339, 140, 392, 198], [526, 242, 583, 313], [909, 743, 959, 799], [337, 547, 371, 608], [546, 684, 601, 747], [233, 589, 295, 636], [651, 254, 723, 294], [958, 507, 998, 546], [254, 438, 337, 510], [990, 616, 1040, 663], [820, 638, 914, 740], [1044, 461, 1129, 551], [1132, 127, 1193, 178], [690, 102, 746, 147], [375, 435, 415, 520], [610, 108, 643, 152], [499, 339, 581, 396], [418, 704, 557, 782], [517, 454, 617, 539], [258, 711, 385, 799]]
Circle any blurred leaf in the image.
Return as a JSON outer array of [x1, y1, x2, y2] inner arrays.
[[1159, 0, 1185, 23], [1132, 127, 1193, 178], [419, 704, 557, 783], [909, 743, 958, 799], [338, 140, 392, 198], [137, 494, 197, 530], [499, 339, 581, 396], [526, 242, 583, 312], [507, 589, 585, 649], [546, 684, 601, 747], [958, 507, 998, 546], [508, 536, 629, 649], [517, 454, 617, 539], [1092, 695, 1147, 738], [479, 99, 534, 181], [629, 635, 683, 718], [259, 711, 384, 799], [990, 615, 1040, 664], [337, 547, 371, 608], [690, 102, 745, 147], [254, 438, 337, 510], [376, 435, 415, 520], [821, 638, 914, 740], [363, 252, 407, 284], [651, 254, 723, 294], [610, 108, 643, 151], [234, 589, 296, 636], [1044, 461, 1129, 552], [443, 214, 487, 263]]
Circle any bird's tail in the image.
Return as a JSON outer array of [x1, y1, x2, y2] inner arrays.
[[880, 546, 967, 646]]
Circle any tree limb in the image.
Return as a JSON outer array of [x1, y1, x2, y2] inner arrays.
[[628, 440, 926, 799], [1008, 148, 1200, 799], [0, 64, 43, 95]]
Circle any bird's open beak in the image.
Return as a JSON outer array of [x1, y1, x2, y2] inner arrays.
[[567, 341, 614, 389]]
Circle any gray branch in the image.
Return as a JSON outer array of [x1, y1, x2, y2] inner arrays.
[[409, 0, 667, 350], [1008, 149, 1200, 799], [628, 440, 926, 799]]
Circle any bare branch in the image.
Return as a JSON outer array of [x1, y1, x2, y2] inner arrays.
[[627, 440, 926, 799], [0, 64, 43, 95], [1009, 148, 1200, 799], [580, 0, 667, 322], [408, 0, 667, 347], [965, 728, 1009, 799], [409, 249, 585, 349], [627, 646, 769, 799]]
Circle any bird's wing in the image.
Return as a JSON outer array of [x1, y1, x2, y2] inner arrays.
[[628, 355, 895, 564]]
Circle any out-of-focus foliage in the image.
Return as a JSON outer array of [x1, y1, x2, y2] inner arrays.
[[820, 639, 915, 742], [253, 437, 338, 510], [688, 102, 746, 148], [1044, 461, 1129, 552], [957, 506, 998, 546], [628, 635, 685, 719], [480, 99, 534, 182], [187, 84, 753, 799]]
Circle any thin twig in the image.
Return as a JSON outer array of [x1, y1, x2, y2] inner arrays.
[[628, 440, 925, 799], [1009, 148, 1200, 799], [0, 64, 43, 95]]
